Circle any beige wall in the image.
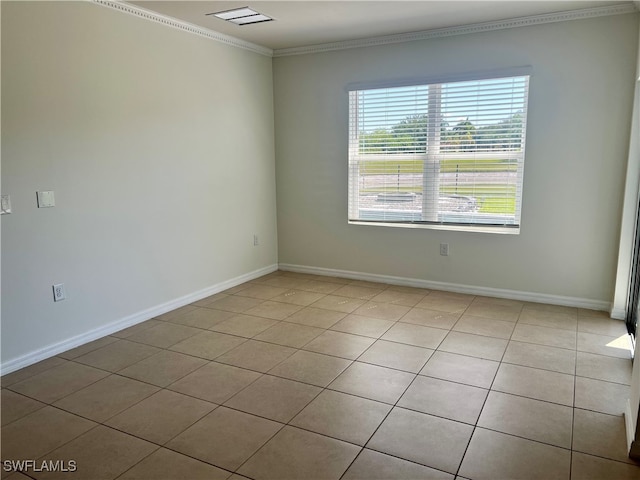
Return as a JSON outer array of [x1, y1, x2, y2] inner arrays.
[[274, 14, 638, 305], [1, 1, 277, 366]]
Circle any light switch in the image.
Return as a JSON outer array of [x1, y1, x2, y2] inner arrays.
[[37, 191, 55, 208], [1, 195, 11, 214]]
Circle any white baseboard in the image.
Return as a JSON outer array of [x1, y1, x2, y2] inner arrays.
[[611, 306, 627, 321], [625, 398, 635, 455], [0, 264, 278, 375], [279, 263, 613, 312]]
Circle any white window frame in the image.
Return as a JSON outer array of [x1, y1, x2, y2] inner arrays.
[[347, 68, 531, 234]]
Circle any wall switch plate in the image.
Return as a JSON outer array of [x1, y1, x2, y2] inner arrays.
[[1, 195, 11, 214], [37, 191, 55, 208], [53, 283, 66, 302], [440, 243, 449, 256], [253, 234, 259, 246]]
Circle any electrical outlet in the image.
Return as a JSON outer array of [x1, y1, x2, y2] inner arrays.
[[53, 283, 66, 302], [253, 234, 259, 246], [440, 243, 449, 256]]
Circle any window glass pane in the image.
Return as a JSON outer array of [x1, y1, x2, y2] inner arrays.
[[348, 74, 529, 230]]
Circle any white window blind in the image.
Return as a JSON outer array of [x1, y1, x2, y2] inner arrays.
[[348, 74, 529, 232]]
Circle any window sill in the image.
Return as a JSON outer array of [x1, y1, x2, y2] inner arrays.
[[348, 220, 520, 235]]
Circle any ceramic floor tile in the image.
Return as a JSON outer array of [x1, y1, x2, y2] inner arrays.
[[167, 406, 282, 471], [573, 408, 636, 464], [224, 375, 321, 423], [237, 426, 360, 480], [106, 389, 215, 444], [244, 300, 304, 320], [9, 361, 109, 403], [367, 407, 473, 474], [502, 341, 576, 375], [419, 351, 499, 389], [126, 322, 202, 348], [310, 295, 367, 313], [452, 315, 516, 339], [577, 317, 628, 337], [31, 425, 157, 480], [518, 308, 578, 331], [328, 362, 415, 404], [330, 314, 395, 338], [117, 448, 230, 480], [111, 320, 164, 339], [297, 279, 343, 294], [169, 331, 247, 360], [191, 292, 229, 308], [510, 323, 577, 350], [1, 389, 46, 426], [53, 374, 159, 422], [342, 449, 454, 480], [234, 284, 289, 300], [1, 357, 68, 388], [332, 284, 385, 300], [414, 295, 472, 314], [168, 307, 235, 329], [74, 339, 160, 372], [380, 322, 448, 349], [398, 376, 488, 424], [574, 376, 630, 415], [268, 350, 351, 387], [290, 390, 391, 446], [118, 350, 208, 387], [208, 295, 265, 313], [370, 290, 426, 307], [437, 331, 508, 361], [399, 308, 460, 329], [57, 336, 119, 360], [576, 351, 632, 385], [269, 290, 326, 306], [155, 305, 198, 322], [214, 339, 297, 373], [253, 322, 324, 348], [523, 303, 577, 315], [492, 363, 574, 406], [1, 406, 96, 462], [259, 276, 310, 289], [209, 314, 279, 337], [283, 307, 346, 329], [458, 428, 570, 480], [463, 303, 521, 322], [302, 330, 376, 360], [167, 361, 261, 403], [577, 331, 632, 359], [358, 340, 433, 373], [477, 391, 573, 448], [471, 296, 525, 308], [353, 301, 411, 321], [571, 452, 640, 480]]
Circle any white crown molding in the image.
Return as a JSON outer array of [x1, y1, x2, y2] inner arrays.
[[273, 3, 638, 57], [91, 0, 274, 57]]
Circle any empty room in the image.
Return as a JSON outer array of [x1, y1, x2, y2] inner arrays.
[[2, 1, 640, 479]]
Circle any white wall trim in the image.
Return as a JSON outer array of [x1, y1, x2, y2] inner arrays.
[[91, 0, 274, 57], [0, 264, 277, 375], [626, 398, 636, 454], [279, 263, 612, 312], [273, 3, 637, 57]]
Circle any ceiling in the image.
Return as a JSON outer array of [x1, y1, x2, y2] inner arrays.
[[128, 1, 633, 51]]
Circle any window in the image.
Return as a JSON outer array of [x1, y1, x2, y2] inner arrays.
[[348, 72, 530, 233]]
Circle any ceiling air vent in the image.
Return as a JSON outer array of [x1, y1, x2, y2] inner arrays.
[[207, 7, 273, 25]]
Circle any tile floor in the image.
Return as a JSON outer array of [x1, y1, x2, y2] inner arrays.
[[2, 270, 640, 479]]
